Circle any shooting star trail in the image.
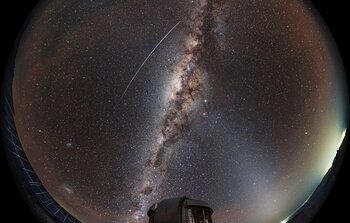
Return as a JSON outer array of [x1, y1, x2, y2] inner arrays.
[[121, 21, 181, 98]]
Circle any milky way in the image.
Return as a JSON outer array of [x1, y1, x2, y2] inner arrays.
[[10, 0, 348, 223], [129, 1, 217, 220]]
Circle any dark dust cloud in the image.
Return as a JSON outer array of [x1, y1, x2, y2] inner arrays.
[[11, 0, 347, 222]]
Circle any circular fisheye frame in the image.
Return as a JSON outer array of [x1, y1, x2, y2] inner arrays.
[[1, 1, 348, 223]]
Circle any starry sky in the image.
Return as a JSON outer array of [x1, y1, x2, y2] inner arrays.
[[11, 0, 347, 222]]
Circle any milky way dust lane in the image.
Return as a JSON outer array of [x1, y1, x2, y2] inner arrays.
[[127, 0, 223, 222]]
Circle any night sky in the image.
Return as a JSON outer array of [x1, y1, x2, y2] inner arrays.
[[11, 0, 347, 223]]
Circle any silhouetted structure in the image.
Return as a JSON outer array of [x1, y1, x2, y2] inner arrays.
[[147, 197, 213, 223]]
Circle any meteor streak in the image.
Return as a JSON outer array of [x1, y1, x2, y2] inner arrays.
[[122, 21, 181, 98]]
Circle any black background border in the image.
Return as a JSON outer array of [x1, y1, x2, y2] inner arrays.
[[0, 1, 348, 222]]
